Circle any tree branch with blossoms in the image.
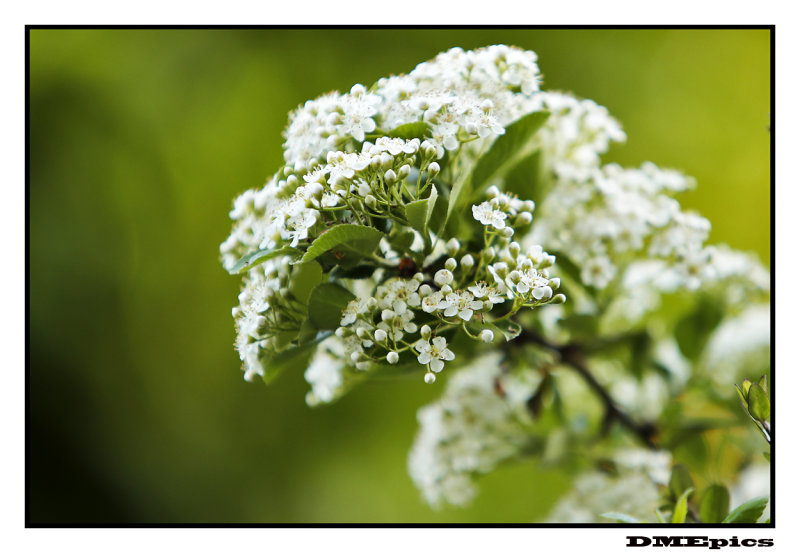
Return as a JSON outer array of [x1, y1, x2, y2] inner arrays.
[[219, 45, 771, 523]]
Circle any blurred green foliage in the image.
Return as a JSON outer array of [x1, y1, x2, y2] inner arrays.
[[28, 28, 770, 523]]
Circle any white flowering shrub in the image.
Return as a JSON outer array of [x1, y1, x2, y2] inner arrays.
[[220, 45, 771, 523]]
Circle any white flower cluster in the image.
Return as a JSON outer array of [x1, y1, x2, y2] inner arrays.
[[702, 304, 771, 387], [407, 353, 540, 508], [284, 45, 544, 168], [530, 162, 707, 289], [220, 176, 287, 272], [231, 257, 295, 381], [304, 336, 348, 406], [528, 91, 627, 170], [322, 239, 560, 392], [601, 244, 770, 331], [222, 45, 567, 387], [472, 184, 535, 233], [545, 449, 671, 523]]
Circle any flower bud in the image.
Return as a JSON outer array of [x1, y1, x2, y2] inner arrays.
[[421, 140, 436, 159], [465, 122, 478, 135], [335, 327, 347, 338], [387, 351, 399, 364], [440, 284, 453, 294], [356, 327, 368, 339], [503, 227, 515, 238], [374, 329, 388, 342], [522, 200, 535, 212], [381, 309, 395, 322], [398, 164, 411, 179], [413, 272, 425, 282], [541, 286, 553, 300], [420, 325, 432, 339], [508, 270, 521, 284], [516, 211, 533, 225], [427, 162, 440, 176], [446, 238, 461, 256], [508, 242, 521, 257], [445, 258, 457, 271], [350, 352, 362, 363], [367, 298, 378, 310], [286, 174, 299, 187], [551, 293, 567, 304], [460, 254, 475, 269], [419, 284, 433, 296], [424, 372, 436, 384], [384, 169, 397, 183], [434, 269, 454, 286], [365, 194, 378, 209], [493, 262, 509, 278], [548, 277, 561, 290], [479, 329, 494, 343]]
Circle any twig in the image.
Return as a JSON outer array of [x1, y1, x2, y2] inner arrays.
[[515, 328, 660, 450]]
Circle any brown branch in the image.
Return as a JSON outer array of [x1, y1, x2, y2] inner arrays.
[[515, 327, 660, 450]]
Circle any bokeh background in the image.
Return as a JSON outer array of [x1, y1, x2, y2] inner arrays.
[[28, 28, 771, 524]]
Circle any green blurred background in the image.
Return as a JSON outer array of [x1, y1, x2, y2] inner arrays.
[[28, 28, 770, 524]]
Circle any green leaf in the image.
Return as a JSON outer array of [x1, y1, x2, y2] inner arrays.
[[388, 229, 416, 253], [699, 484, 730, 523], [299, 225, 384, 265], [470, 110, 551, 193], [388, 121, 431, 140], [747, 383, 770, 422], [504, 149, 544, 200], [307, 283, 356, 330], [289, 261, 323, 305], [735, 383, 749, 409], [404, 185, 438, 235], [228, 246, 302, 274], [722, 496, 769, 523], [445, 155, 475, 225], [425, 185, 439, 229], [331, 264, 376, 280], [672, 487, 694, 524], [675, 297, 725, 360], [260, 332, 330, 384], [757, 374, 768, 393], [445, 111, 550, 224], [297, 318, 319, 345], [601, 512, 644, 524], [669, 464, 694, 501]]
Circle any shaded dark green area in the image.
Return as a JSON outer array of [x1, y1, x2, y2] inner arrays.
[[28, 28, 770, 523]]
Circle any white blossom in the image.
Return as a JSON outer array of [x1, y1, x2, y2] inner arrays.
[[438, 290, 484, 321], [408, 353, 539, 507], [472, 201, 508, 229], [305, 337, 347, 405], [414, 336, 455, 373], [546, 449, 671, 523]]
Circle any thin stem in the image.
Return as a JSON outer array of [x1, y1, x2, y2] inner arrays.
[[514, 327, 659, 450]]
